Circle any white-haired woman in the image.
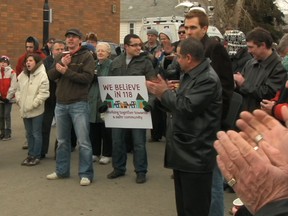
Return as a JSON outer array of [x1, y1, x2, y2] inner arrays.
[[88, 42, 112, 164]]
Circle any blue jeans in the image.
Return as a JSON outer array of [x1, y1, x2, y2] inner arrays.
[[23, 114, 43, 159], [55, 102, 93, 180], [112, 128, 147, 174], [209, 164, 224, 216]]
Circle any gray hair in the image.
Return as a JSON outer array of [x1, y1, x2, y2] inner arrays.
[[179, 37, 205, 62], [96, 42, 111, 55], [51, 40, 66, 51], [278, 34, 288, 55]]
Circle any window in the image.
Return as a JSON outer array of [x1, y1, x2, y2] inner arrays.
[[129, 23, 134, 34]]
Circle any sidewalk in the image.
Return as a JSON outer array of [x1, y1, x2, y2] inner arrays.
[[0, 105, 236, 216]]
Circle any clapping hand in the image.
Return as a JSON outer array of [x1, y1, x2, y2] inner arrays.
[[214, 108, 288, 214]]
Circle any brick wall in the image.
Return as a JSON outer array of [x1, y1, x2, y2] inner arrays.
[[0, 0, 120, 67]]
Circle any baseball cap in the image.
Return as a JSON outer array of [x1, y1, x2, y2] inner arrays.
[[65, 29, 83, 38]]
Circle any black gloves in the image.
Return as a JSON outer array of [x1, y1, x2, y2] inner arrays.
[[143, 101, 152, 112], [93, 74, 98, 82], [98, 101, 108, 113]]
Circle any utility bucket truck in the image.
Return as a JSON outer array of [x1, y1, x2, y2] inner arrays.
[[139, 5, 223, 42]]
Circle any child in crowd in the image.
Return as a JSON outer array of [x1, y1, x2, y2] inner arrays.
[[16, 54, 49, 166], [0, 56, 17, 140]]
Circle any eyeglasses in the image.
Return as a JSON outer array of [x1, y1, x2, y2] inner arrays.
[[128, 43, 142, 47], [178, 31, 185, 35]]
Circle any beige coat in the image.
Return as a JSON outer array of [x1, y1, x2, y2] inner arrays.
[[15, 64, 50, 118]]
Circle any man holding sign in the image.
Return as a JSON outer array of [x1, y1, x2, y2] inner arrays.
[[104, 34, 156, 184]]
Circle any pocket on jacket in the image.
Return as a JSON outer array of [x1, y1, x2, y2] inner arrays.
[[173, 132, 198, 145], [23, 95, 34, 112], [69, 63, 83, 72]]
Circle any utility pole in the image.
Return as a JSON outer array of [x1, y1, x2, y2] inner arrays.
[[43, 0, 50, 45], [207, 0, 214, 25]]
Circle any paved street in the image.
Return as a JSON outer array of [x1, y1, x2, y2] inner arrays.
[[0, 105, 236, 216]]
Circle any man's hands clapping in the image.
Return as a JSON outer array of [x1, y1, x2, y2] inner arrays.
[[56, 54, 71, 74]]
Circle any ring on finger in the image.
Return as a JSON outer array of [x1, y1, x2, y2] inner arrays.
[[227, 177, 237, 187], [254, 134, 264, 145], [253, 146, 259, 151]]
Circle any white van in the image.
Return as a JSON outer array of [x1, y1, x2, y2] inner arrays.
[[139, 16, 223, 43], [139, 16, 183, 43]]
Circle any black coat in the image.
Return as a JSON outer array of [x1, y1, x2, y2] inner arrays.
[[161, 59, 222, 173], [43, 55, 57, 107], [202, 34, 234, 121], [230, 47, 252, 73], [255, 199, 288, 216], [236, 51, 286, 112]]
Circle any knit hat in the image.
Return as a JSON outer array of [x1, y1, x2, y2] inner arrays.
[[147, 29, 158, 36], [224, 30, 246, 56], [0, 55, 10, 65], [159, 29, 173, 42]]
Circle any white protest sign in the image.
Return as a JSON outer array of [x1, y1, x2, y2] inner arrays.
[[98, 76, 152, 129]]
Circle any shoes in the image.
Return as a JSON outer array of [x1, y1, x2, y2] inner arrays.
[[27, 157, 40, 166], [80, 177, 91, 186], [92, 155, 99, 162], [46, 172, 59, 180], [107, 170, 125, 179], [21, 156, 39, 166], [0, 134, 5, 140], [22, 141, 28, 150], [136, 173, 146, 184], [40, 154, 46, 159], [21, 156, 32, 166], [99, 156, 111, 165], [2, 135, 11, 141]]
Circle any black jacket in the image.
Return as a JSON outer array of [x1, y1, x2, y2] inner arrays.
[[109, 52, 155, 79], [236, 51, 286, 112], [230, 47, 252, 73], [43, 55, 57, 106], [202, 34, 234, 120], [255, 199, 288, 216], [161, 59, 222, 173]]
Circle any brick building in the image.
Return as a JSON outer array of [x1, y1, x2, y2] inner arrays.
[[0, 0, 120, 67]]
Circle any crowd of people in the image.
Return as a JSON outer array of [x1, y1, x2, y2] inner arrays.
[[2, 7, 288, 216]]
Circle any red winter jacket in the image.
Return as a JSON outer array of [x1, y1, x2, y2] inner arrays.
[[271, 89, 288, 122], [0, 66, 17, 101]]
